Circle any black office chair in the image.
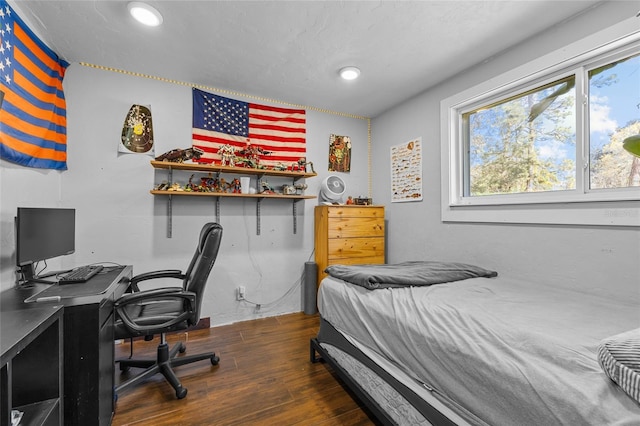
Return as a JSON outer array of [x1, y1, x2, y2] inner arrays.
[[114, 222, 223, 399]]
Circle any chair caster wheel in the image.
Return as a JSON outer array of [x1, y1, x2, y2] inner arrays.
[[179, 343, 186, 353], [176, 387, 187, 399], [211, 354, 219, 365]]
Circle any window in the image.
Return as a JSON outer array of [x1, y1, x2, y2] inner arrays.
[[464, 75, 577, 197], [589, 53, 640, 190], [441, 19, 640, 226]]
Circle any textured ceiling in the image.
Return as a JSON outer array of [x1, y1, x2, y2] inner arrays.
[[11, 0, 605, 118]]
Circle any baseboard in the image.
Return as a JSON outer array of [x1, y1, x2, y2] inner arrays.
[[187, 317, 210, 330]]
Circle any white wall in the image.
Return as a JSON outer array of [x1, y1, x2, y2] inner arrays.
[[0, 64, 369, 325], [371, 1, 640, 298]]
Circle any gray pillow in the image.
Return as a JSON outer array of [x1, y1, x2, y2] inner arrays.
[[598, 328, 640, 403]]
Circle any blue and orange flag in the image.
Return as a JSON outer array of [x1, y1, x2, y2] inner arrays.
[[0, 0, 69, 170]]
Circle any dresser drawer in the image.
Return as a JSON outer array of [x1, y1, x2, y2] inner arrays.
[[326, 206, 384, 219], [327, 217, 384, 239], [328, 237, 385, 260]]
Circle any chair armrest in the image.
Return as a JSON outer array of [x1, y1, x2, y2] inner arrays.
[[129, 269, 185, 292], [115, 287, 196, 333]]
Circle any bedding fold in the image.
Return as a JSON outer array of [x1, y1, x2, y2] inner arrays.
[[325, 260, 497, 289]]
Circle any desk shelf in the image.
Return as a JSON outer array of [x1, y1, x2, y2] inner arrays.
[[1, 306, 63, 426], [150, 160, 317, 236], [14, 399, 60, 426]]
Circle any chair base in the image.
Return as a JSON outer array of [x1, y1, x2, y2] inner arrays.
[[116, 338, 219, 399]]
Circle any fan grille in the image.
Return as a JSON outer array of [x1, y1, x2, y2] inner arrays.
[[320, 175, 346, 202]]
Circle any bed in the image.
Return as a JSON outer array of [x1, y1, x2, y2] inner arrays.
[[310, 261, 640, 426]]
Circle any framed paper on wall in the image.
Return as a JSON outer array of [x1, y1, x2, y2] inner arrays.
[[120, 104, 155, 155], [391, 137, 422, 202], [328, 134, 351, 172]]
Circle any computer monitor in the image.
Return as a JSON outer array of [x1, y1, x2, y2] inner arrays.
[[15, 207, 75, 284]]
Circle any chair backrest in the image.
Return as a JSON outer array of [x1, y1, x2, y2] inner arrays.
[[182, 222, 223, 325]]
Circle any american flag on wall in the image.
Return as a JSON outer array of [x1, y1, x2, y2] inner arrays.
[[0, 0, 69, 170], [192, 88, 306, 167]]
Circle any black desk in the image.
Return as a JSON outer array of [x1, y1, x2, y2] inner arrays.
[[0, 265, 132, 426]]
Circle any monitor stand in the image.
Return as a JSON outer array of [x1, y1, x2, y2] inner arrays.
[[17, 263, 56, 286]]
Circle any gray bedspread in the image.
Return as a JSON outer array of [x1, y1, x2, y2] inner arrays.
[[324, 261, 498, 289], [318, 274, 640, 425]]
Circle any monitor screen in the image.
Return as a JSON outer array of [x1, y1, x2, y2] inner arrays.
[[16, 207, 76, 268]]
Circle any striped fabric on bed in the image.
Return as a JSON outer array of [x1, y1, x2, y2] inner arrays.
[[598, 328, 640, 403]]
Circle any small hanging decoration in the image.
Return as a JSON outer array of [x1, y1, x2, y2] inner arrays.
[[328, 134, 351, 172], [120, 104, 154, 155]]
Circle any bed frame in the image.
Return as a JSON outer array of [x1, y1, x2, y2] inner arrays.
[[310, 317, 459, 426]]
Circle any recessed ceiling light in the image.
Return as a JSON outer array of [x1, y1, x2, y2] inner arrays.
[[128, 2, 163, 27], [339, 66, 360, 81]]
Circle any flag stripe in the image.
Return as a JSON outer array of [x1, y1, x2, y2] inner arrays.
[[192, 88, 306, 167], [193, 130, 247, 147], [14, 51, 66, 109], [14, 22, 66, 82], [0, 128, 66, 160], [250, 122, 306, 135], [8, 75, 67, 129], [1, 105, 66, 146], [0, 142, 65, 169], [0, 0, 68, 170]]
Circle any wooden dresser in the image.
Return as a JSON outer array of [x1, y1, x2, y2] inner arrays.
[[314, 205, 385, 284]]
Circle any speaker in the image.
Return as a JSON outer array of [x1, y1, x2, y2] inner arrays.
[[303, 261, 318, 315]]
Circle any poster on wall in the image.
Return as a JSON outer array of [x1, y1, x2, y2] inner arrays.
[[119, 104, 155, 155], [391, 137, 422, 202], [328, 134, 351, 172]]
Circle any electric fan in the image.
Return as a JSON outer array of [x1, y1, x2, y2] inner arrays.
[[319, 175, 346, 204]]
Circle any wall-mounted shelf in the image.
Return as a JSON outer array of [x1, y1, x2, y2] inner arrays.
[[150, 190, 316, 200], [150, 160, 317, 180], [150, 160, 317, 237]]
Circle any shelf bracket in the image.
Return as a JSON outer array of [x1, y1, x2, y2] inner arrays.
[[256, 198, 263, 235], [293, 200, 298, 234], [167, 194, 173, 238], [167, 167, 174, 238]]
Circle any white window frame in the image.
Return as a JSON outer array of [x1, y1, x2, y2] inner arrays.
[[441, 16, 640, 227]]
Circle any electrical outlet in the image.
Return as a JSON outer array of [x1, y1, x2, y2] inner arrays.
[[236, 286, 245, 301]]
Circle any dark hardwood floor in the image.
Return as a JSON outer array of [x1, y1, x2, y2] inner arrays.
[[112, 312, 376, 426]]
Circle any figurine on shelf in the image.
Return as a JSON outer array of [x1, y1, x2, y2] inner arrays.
[[217, 144, 237, 167], [346, 196, 354, 205], [298, 157, 315, 173], [273, 163, 287, 171], [294, 182, 308, 195], [230, 178, 242, 193], [167, 182, 184, 191], [218, 178, 229, 193], [259, 179, 276, 194], [237, 142, 271, 168], [155, 181, 169, 191], [155, 146, 204, 163], [200, 175, 216, 192], [282, 185, 296, 195], [185, 174, 199, 192]]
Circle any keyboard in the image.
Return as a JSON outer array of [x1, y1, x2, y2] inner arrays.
[[58, 265, 104, 284]]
